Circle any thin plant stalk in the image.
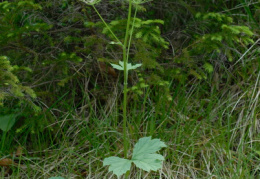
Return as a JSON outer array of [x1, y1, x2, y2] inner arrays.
[[91, 0, 134, 158], [122, 0, 132, 158], [126, 7, 138, 62], [92, 5, 122, 44]]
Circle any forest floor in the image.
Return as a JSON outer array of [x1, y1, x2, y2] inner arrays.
[[1, 75, 259, 178]]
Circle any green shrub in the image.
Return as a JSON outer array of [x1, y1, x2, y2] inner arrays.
[[0, 56, 36, 107]]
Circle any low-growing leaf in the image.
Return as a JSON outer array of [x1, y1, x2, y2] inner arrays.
[[0, 114, 18, 132], [103, 156, 132, 178], [103, 137, 166, 177], [132, 137, 167, 157], [132, 153, 164, 171], [131, 137, 166, 172]]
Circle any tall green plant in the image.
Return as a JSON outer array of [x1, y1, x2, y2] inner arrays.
[[81, 0, 166, 177]]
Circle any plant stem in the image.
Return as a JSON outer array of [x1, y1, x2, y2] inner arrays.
[[123, 0, 132, 159], [92, 5, 122, 44], [126, 7, 138, 62]]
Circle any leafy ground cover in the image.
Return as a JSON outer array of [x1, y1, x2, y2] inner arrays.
[[0, 0, 259, 178]]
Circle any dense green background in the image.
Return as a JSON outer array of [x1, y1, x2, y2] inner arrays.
[[0, 0, 259, 178]]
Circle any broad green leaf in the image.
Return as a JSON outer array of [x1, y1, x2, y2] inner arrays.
[[132, 137, 167, 157], [103, 156, 132, 178], [131, 137, 166, 172], [48, 177, 65, 179], [103, 137, 166, 176], [132, 153, 164, 171], [0, 114, 18, 132]]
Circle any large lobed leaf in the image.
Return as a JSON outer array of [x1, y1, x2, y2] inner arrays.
[[103, 137, 166, 177], [132, 137, 166, 172], [103, 156, 132, 178]]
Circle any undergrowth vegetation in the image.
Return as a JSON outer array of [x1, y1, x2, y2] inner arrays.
[[0, 0, 259, 178]]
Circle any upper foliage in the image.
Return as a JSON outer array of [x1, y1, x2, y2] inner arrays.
[[102, 18, 169, 49], [194, 12, 254, 56], [0, 0, 85, 99], [170, 12, 255, 81], [0, 1, 50, 46], [97, 16, 172, 99]]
